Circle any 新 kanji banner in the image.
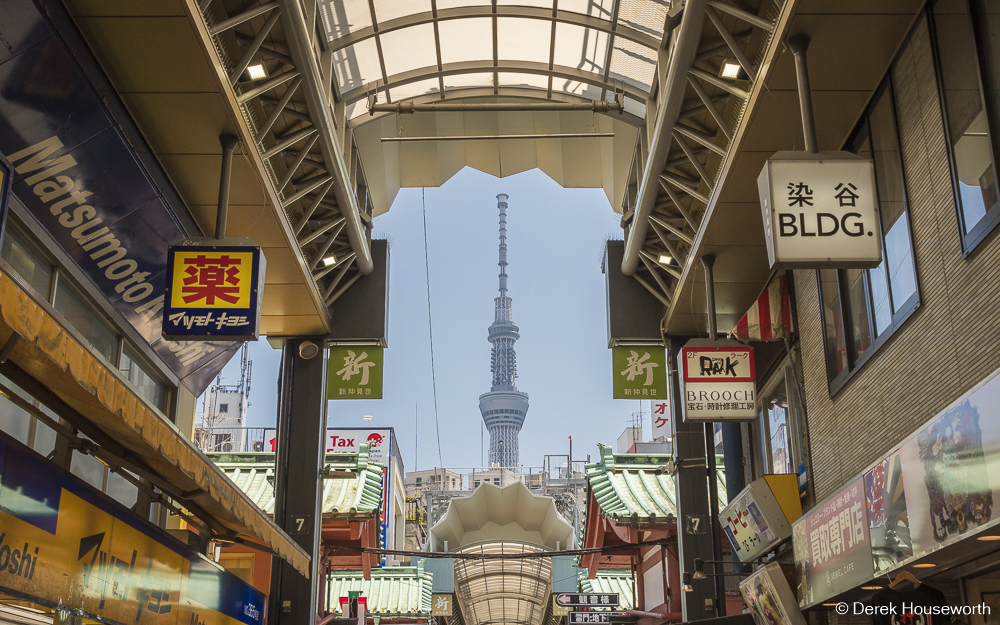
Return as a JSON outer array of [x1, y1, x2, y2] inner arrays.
[[162, 244, 265, 341], [328, 346, 384, 399]]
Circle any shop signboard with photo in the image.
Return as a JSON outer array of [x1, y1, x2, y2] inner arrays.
[[792, 476, 873, 608], [740, 562, 807, 625], [721, 475, 801, 562]]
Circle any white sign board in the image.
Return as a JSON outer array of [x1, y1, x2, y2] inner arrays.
[[681, 342, 756, 421], [758, 151, 881, 268], [262, 427, 393, 465], [650, 399, 670, 441], [720, 478, 793, 562]]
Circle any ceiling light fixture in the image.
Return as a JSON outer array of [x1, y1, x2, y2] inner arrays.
[[682, 573, 694, 593], [246, 63, 268, 80], [913, 563, 936, 569], [719, 61, 746, 80], [977, 535, 1000, 541], [692, 558, 707, 580], [658, 254, 672, 265], [323, 255, 338, 267], [363, 415, 373, 422], [862, 586, 882, 590]]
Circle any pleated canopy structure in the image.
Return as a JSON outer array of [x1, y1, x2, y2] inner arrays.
[[430, 482, 576, 625]]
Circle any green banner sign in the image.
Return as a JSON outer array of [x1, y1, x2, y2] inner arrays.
[[612, 346, 667, 399], [328, 346, 384, 399]]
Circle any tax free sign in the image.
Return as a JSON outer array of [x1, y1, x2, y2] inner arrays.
[[758, 151, 882, 269]]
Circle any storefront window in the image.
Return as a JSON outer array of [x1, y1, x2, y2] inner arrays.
[[931, 0, 1000, 252], [120, 345, 169, 413], [757, 366, 804, 479], [1, 225, 52, 297], [53, 280, 119, 365], [819, 80, 920, 393]]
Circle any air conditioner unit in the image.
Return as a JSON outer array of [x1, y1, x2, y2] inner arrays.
[[252, 441, 264, 452], [221, 442, 234, 452]]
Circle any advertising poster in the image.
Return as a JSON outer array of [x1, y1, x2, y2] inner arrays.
[[792, 477, 873, 607], [865, 450, 912, 572], [740, 562, 806, 625]]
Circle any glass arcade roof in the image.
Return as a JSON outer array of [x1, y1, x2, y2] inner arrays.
[[318, 0, 669, 121]]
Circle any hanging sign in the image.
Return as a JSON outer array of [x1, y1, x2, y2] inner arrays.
[[740, 562, 807, 625], [720, 475, 801, 562], [758, 151, 881, 269], [650, 399, 671, 441], [432, 594, 453, 617], [162, 241, 266, 341], [556, 593, 620, 608], [681, 339, 756, 421], [328, 346, 384, 399], [612, 347, 667, 399]]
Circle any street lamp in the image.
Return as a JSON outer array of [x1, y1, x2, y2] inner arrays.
[[363, 415, 373, 422], [682, 572, 694, 593]]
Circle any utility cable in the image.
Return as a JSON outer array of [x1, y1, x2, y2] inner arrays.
[[422, 188, 444, 468], [328, 537, 674, 560]]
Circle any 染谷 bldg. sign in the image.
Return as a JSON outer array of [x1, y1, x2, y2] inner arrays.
[[758, 151, 881, 269], [612, 347, 667, 399], [721, 475, 801, 562], [681, 339, 756, 421], [328, 345, 384, 399], [162, 241, 265, 341]]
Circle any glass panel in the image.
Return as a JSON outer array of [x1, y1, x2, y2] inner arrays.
[[320, 0, 372, 38], [380, 24, 438, 77], [388, 78, 441, 102], [846, 268, 873, 361], [119, 345, 169, 413], [442, 71, 496, 91], [106, 470, 138, 508], [32, 419, 57, 458], [497, 17, 552, 63], [608, 38, 656, 90], [372, 0, 430, 24], [1, 226, 52, 297], [438, 17, 493, 65], [0, 389, 31, 443], [333, 39, 383, 92], [53, 282, 118, 364], [559, 0, 616, 19], [497, 72, 550, 90], [71, 448, 106, 490], [497, 0, 552, 7], [933, 0, 997, 234], [820, 269, 849, 377], [553, 23, 609, 77], [766, 390, 793, 475], [436, 0, 490, 10], [618, 0, 668, 38]]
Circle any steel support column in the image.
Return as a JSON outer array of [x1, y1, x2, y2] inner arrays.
[[668, 338, 716, 621], [269, 338, 328, 625]]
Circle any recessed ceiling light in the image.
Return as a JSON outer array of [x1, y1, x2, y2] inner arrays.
[[977, 535, 1000, 541], [822, 604, 838, 607], [720, 61, 742, 80], [658, 254, 672, 265], [322, 255, 338, 267], [247, 63, 267, 80], [913, 563, 936, 568], [862, 586, 882, 590]]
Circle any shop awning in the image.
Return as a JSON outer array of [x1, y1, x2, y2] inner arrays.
[[730, 272, 794, 342], [324, 564, 434, 617], [586, 444, 727, 524], [213, 447, 384, 518], [0, 270, 310, 577]]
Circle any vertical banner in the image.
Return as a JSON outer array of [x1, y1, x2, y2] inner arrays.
[[328, 346, 384, 399], [612, 347, 667, 399], [162, 245, 265, 341], [650, 399, 671, 440]]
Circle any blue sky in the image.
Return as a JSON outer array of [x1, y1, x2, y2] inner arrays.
[[203, 167, 652, 471]]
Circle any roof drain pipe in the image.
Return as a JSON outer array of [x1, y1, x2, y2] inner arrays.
[[788, 34, 818, 154], [701, 253, 727, 618], [622, 0, 708, 276], [215, 134, 239, 239], [277, 0, 374, 275]]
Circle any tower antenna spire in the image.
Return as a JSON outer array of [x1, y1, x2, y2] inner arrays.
[[479, 194, 529, 469]]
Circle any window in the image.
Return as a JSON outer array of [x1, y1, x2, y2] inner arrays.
[[1, 226, 52, 296], [219, 403, 229, 413], [54, 280, 119, 364], [931, 0, 1000, 252], [120, 345, 169, 413], [819, 80, 919, 391]]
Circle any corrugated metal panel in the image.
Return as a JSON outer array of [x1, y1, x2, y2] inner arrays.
[[325, 565, 433, 616], [585, 444, 726, 523], [578, 570, 636, 610], [212, 447, 384, 518]]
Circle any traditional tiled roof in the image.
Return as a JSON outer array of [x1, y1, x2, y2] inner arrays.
[[585, 444, 727, 524], [325, 564, 434, 617], [210, 444, 384, 518], [579, 570, 635, 610]]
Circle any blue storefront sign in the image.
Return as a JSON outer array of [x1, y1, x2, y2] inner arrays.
[[163, 244, 266, 341], [0, 0, 240, 392]]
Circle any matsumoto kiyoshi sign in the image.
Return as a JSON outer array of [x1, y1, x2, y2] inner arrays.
[[612, 347, 667, 399], [0, 0, 240, 393], [758, 151, 882, 269], [681, 340, 756, 421], [162, 243, 266, 341]]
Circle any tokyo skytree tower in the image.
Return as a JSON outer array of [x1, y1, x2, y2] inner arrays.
[[479, 194, 529, 469]]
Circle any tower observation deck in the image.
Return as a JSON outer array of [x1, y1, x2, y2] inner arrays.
[[479, 194, 528, 469]]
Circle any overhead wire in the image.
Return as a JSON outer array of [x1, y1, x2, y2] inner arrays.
[[422, 188, 444, 468]]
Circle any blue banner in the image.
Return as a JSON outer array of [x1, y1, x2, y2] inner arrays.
[[0, 0, 240, 393]]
